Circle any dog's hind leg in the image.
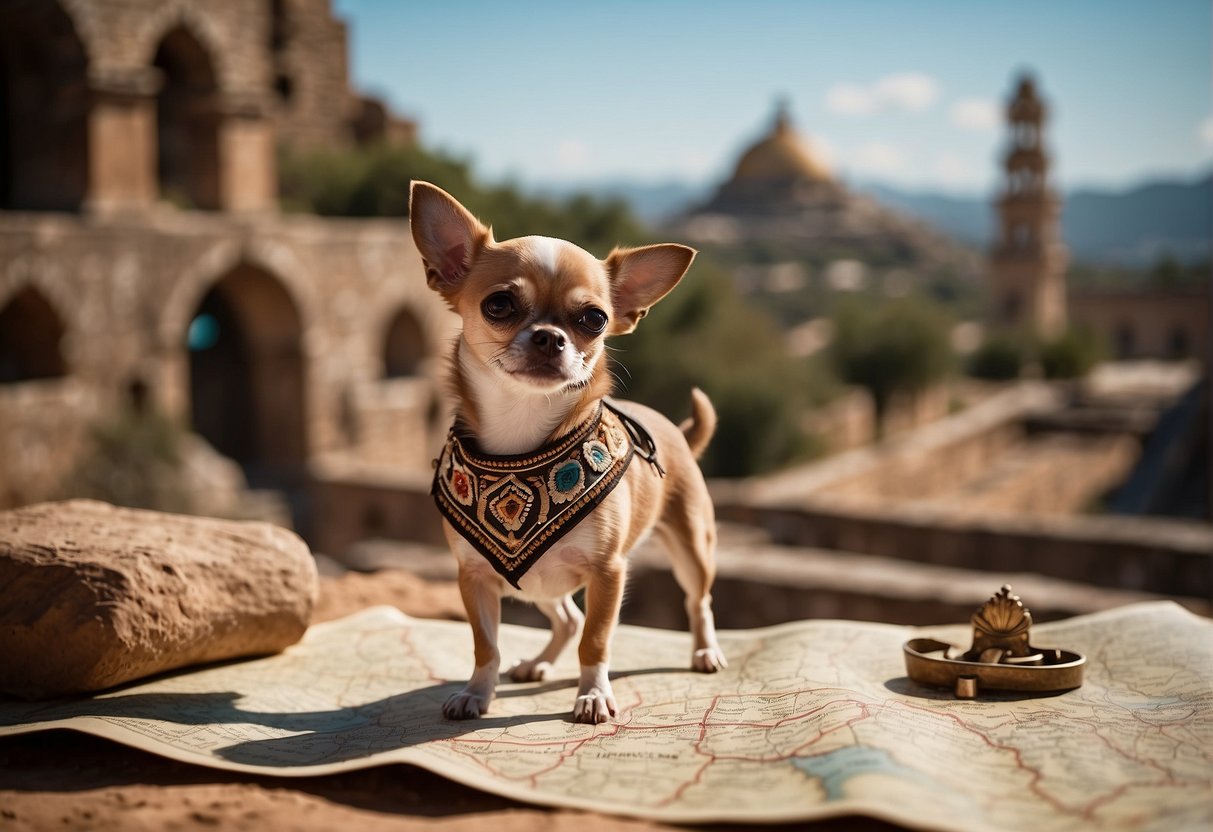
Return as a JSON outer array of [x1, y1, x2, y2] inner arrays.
[[657, 517, 727, 673], [509, 594, 584, 682]]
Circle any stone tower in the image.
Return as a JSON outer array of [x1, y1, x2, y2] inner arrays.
[[989, 75, 1068, 337]]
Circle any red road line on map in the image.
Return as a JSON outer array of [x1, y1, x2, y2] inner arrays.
[[891, 699, 1074, 816], [441, 734, 596, 782]]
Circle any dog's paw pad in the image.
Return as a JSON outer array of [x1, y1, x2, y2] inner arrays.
[[572, 692, 617, 724], [692, 647, 728, 673], [508, 659, 553, 683], [443, 691, 489, 720]]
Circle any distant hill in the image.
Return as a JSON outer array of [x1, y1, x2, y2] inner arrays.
[[540, 173, 1211, 268], [833, 175, 1212, 268], [1063, 175, 1211, 266], [533, 180, 709, 226]]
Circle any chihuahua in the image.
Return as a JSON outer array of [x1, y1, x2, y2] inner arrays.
[[410, 181, 726, 724]]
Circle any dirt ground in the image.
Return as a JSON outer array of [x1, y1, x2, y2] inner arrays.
[[0, 569, 901, 831]]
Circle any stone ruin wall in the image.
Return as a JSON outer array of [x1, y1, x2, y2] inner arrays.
[[1069, 288, 1210, 363], [0, 212, 456, 510], [0, 0, 447, 514]]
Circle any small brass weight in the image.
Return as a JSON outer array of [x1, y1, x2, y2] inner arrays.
[[903, 585, 1085, 699]]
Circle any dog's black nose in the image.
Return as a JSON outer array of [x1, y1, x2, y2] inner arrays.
[[531, 327, 566, 356]]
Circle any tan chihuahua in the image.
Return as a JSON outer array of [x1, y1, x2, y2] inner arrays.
[[410, 181, 726, 724]]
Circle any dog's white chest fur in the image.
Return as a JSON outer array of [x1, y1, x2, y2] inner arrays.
[[450, 524, 598, 600], [458, 339, 578, 455]]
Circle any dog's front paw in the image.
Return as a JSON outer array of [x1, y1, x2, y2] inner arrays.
[[573, 663, 617, 723], [572, 688, 617, 724], [508, 658, 554, 682], [443, 690, 490, 720], [692, 646, 728, 673]]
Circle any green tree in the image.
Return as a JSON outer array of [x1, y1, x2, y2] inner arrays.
[[828, 297, 953, 419], [967, 332, 1027, 380], [1039, 328, 1104, 379], [278, 143, 646, 253], [616, 262, 823, 477]]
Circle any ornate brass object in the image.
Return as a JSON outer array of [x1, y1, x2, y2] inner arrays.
[[903, 585, 1085, 699]]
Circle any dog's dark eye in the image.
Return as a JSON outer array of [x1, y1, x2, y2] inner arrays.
[[577, 308, 609, 334], [482, 292, 516, 321]]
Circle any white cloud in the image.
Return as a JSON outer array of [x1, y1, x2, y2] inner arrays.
[[950, 97, 1001, 132], [826, 72, 940, 116], [877, 73, 939, 112], [1200, 116, 1213, 149], [933, 153, 975, 187], [826, 83, 876, 116], [554, 139, 590, 172], [848, 142, 906, 176]]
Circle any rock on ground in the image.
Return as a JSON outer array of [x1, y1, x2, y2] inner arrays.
[[0, 499, 318, 699]]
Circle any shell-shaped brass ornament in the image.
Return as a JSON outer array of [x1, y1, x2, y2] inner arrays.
[[902, 584, 1085, 698], [971, 585, 1032, 656], [974, 585, 1031, 635]]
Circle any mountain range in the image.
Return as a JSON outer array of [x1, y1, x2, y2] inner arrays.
[[540, 172, 1211, 268]]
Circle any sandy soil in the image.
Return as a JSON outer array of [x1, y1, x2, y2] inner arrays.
[[0, 569, 901, 831]]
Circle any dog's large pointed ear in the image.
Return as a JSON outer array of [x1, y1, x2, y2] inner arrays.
[[604, 244, 696, 335], [409, 181, 492, 294]]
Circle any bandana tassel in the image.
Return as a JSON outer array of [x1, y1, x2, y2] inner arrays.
[[604, 400, 665, 478]]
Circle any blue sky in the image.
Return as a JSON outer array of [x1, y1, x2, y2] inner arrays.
[[333, 0, 1212, 195]]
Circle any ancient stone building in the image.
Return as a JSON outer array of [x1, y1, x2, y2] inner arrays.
[[987, 73, 1210, 361], [672, 101, 975, 272], [988, 75, 1068, 337], [1069, 288, 1209, 361], [0, 0, 453, 518]]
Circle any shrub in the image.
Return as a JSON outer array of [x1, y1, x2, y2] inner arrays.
[[828, 297, 953, 417], [1040, 328, 1104, 379], [967, 333, 1026, 380], [617, 262, 827, 477], [278, 143, 646, 253]]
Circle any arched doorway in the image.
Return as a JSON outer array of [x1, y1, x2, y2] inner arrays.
[[0, 286, 69, 383], [0, 0, 89, 210], [383, 307, 428, 377], [153, 26, 220, 209], [187, 263, 306, 483]]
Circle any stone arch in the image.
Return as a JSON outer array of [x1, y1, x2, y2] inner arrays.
[[185, 261, 307, 481], [0, 0, 90, 210], [160, 239, 320, 355], [134, 2, 228, 89], [382, 305, 430, 377], [1114, 321, 1136, 359], [0, 285, 70, 383], [1000, 290, 1022, 325], [1167, 323, 1190, 359], [152, 23, 221, 209], [268, 0, 295, 103]]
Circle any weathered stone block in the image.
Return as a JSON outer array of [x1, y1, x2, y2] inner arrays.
[[0, 500, 318, 700]]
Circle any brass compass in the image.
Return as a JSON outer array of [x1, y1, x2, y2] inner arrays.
[[903, 585, 1086, 699]]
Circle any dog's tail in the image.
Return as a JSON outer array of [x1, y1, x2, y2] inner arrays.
[[679, 388, 717, 461]]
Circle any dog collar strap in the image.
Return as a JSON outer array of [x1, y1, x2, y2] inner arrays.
[[432, 403, 636, 588]]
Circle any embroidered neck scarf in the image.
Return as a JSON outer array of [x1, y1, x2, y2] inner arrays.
[[432, 401, 660, 588]]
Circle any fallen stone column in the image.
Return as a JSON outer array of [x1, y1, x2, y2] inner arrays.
[[0, 499, 318, 699]]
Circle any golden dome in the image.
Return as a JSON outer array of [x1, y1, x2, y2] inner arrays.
[[731, 102, 832, 183]]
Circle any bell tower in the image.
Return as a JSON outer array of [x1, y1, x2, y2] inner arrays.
[[989, 75, 1067, 337]]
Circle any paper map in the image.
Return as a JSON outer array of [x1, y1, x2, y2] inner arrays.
[[2, 603, 1211, 831]]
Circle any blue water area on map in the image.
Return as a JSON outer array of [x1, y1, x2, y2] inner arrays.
[[791, 746, 920, 800]]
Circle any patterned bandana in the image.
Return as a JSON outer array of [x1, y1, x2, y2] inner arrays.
[[432, 401, 660, 588]]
